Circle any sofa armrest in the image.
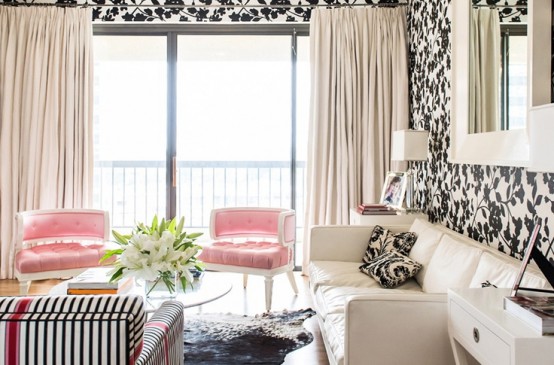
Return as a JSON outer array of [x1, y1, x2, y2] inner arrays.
[[309, 225, 411, 262], [137, 301, 185, 365], [344, 293, 454, 365]]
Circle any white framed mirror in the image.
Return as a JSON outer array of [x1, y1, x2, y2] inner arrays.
[[450, 0, 552, 167]]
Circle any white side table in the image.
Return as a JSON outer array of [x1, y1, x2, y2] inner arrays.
[[349, 208, 427, 226], [448, 288, 554, 365]]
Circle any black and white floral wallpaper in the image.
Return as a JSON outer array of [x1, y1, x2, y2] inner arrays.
[[0, 0, 404, 22], [472, 0, 527, 23], [408, 0, 554, 262]]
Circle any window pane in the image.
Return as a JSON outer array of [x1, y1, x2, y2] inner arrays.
[[176, 35, 292, 232], [507, 35, 527, 130], [93, 36, 167, 231]]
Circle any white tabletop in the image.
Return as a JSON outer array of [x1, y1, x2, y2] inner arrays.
[[49, 272, 232, 313]]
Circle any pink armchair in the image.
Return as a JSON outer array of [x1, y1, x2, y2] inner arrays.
[[13, 209, 113, 295], [198, 207, 298, 311]]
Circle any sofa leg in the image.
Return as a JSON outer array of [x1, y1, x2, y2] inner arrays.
[[243, 274, 248, 288], [19, 280, 31, 295], [264, 276, 273, 312], [286, 271, 298, 294]]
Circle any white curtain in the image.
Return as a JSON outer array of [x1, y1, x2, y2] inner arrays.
[[0, 7, 94, 279], [469, 8, 501, 133], [304, 7, 409, 271]]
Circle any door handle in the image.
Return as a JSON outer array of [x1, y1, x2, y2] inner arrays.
[[172, 156, 177, 188]]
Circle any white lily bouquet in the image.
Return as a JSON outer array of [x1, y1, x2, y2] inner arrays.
[[102, 215, 204, 295]]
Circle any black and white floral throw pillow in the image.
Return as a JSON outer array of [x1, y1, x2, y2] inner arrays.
[[362, 225, 418, 264], [360, 251, 422, 288]]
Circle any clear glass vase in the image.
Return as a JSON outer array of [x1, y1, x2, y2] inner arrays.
[[143, 273, 179, 299]]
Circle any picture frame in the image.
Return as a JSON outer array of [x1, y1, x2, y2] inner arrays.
[[379, 171, 407, 208], [511, 220, 554, 297], [511, 222, 541, 297]]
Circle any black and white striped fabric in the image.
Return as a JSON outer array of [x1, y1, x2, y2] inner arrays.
[[0, 294, 183, 365], [137, 301, 184, 365]]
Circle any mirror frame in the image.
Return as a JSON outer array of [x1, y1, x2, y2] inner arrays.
[[450, 0, 552, 167]]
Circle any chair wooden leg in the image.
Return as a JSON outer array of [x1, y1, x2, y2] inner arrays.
[[243, 274, 248, 288], [19, 280, 30, 295], [286, 271, 298, 294], [264, 276, 274, 312]]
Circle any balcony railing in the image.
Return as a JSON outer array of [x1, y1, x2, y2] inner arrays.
[[93, 160, 306, 233]]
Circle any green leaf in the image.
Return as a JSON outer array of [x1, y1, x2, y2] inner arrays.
[[100, 248, 123, 263], [112, 230, 130, 245], [158, 218, 166, 235], [109, 267, 124, 282], [137, 222, 148, 234], [151, 215, 158, 231], [176, 217, 185, 236], [162, 274, 176, 293], [167, 218, 176, 233], [186, 232, 203, 239], [180, 276, 191, 292], [173, 236, 185, 248]]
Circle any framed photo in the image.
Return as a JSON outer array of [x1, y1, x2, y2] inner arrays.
[[379, 171, 407, 208], [511, 222, 541, 297], [511, 221, 554, 297]]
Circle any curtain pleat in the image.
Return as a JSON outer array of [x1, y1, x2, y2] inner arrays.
[[304, 7, 409, 272], [0, 7, 93, 279]]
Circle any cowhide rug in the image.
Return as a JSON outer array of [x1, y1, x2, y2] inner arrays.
[[183, 308, 316, 364]]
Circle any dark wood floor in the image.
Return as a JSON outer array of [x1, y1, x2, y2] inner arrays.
[[0, 271, 330, 365]]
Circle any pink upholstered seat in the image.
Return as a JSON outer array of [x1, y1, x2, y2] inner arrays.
[[199, 207, 298, 311], [13, 209, 112, 294], [199, 241, 288, 269], [15, 242, 108, 273]]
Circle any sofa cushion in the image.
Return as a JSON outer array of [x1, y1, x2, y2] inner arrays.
[[362, 225, 417, 264], [313, 281, 422, 319], [323, 313, 346, 365], [315, 285, 378, 319], [469, 252, 552, 289], [408, 219, 444, 285], [422, 235, 483, 293], [360, 251, 422, 288], [308, 261, 378, 294]]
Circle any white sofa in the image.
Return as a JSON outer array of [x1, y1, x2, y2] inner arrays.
[[307, 218, 551, 365]]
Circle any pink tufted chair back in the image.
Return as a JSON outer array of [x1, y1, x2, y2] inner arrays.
[[210, 207, 295, 246], [15, 209, 110, 251]]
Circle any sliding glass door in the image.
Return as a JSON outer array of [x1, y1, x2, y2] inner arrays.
[[92, 26, 308, 266], [176, 35, 292, 231], [93, 36, 167, 230]]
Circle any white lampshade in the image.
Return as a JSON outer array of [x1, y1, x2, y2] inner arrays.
[[391, 130, 429, 161], [528, 103, 554, 173]]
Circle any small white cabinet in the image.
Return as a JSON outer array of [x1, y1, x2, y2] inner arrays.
[[448, 288, 554, 365], [349, 208, 427, 226]]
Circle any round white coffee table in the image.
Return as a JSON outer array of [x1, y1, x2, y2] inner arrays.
[[49, 272, 232, 313]]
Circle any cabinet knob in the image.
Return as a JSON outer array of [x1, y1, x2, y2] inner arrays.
[[473, 327, 480, 343]]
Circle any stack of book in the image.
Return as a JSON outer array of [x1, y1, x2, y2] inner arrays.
[[503, 295, 554, 334], [357, 203, 398, 215], [67, 267, 133, 295]]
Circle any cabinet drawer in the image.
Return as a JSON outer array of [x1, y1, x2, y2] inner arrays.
[[450, 300, 510, 365]]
